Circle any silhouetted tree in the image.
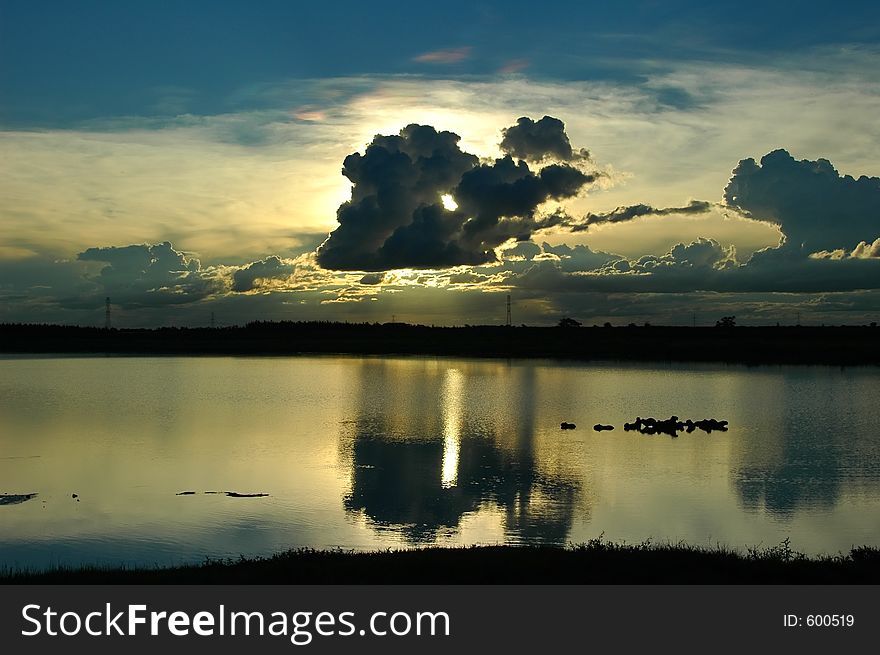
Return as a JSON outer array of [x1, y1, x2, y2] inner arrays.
[[715, 315, 736, 328], [557, 317, 582, 328]]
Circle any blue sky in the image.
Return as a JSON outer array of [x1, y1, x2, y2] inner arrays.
[[4, 0, 878, 125], [2, 1, 880, 326]]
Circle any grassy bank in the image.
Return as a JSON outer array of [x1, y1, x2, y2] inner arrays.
[[4, 540, 879, 584]]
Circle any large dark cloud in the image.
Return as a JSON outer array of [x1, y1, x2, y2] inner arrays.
[[499, 115, 588, 162], [724, 149, 880, 255], [316, 118, 597, 271]]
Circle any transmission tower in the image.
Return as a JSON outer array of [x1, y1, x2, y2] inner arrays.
[[506, 294, 512, 327], [105, 297, 111, 329]]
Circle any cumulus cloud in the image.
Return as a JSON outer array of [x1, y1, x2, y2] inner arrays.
[[316, 118, 598, 271], [509, 237, 736, 294], [501, 241, 543, 261], [811, 237, 880, 260], [77, 241, 223, 306], [852, 239, 880, 259], [499, 115, 589, 162], [79, 241, 200, 277], [724, 149, 880, 255], [231, 255, 296, 292], [632, 237, 738, 272], [539, 243, 621, 272]]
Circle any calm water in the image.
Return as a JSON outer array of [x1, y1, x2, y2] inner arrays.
[[1, 354, 879, 570]]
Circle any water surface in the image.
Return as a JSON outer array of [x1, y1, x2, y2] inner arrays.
[[1, 355, 879, 570]]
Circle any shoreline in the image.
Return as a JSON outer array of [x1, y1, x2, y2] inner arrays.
[[3, 322, 880, 366], [4, 542, 879, 584]]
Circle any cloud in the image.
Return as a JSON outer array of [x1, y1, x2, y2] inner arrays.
[[573, 200, 712, 231], [539, 243, 621, 272], [811, 238, 880, 260], [316, 118, 598, 271], [7, 51, 878, 270], [724, 149, 880, 255], [503, 234, 880, 296], [851, 239, 880, 259], [359, 272, 386, 285], [446, 270, 491, 285], [412, 47, 472, 64], [630, 237, 737, 272], [293, 108, 326, 122], [499, 116, 588, 162], [498, 59, 529, 74], [77, 241, 223, 306], [231, 255, 296, 292], [5, 46, 880, 328], [78, 241, 200, 276], [509, 237, 735, 294]]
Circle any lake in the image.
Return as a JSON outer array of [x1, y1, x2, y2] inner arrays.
[[1, 354, 879, 570]]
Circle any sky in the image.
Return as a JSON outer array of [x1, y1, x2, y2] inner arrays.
[[2, 0, 880, 327]]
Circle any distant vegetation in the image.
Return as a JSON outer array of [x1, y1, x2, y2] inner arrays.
[[3, 539, 878, 584], [2, 321, 879, 365]]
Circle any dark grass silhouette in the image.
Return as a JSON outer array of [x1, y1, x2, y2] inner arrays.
[[3, 539, 879, 584], [2, 322, 880, 365]]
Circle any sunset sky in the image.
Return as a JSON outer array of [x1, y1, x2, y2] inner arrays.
[[2, 0, 880, 326]]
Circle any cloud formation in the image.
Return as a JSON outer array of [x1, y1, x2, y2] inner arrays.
[[503, 234, 880, 296], [811, 238, 880, 260], [231, 255, 296, 292], [499, 115, 588, 162], [573, 200, 712, 231], [724, 149, 880, 255], [77, 241, 222, 306], [316, 118, 598, 271], [412, 47, 472, 64]]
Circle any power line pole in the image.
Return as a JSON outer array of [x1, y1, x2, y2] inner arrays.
[[506, 295, 512, 327], [210, 311, 215, 328], [105, 297, 111, 330]]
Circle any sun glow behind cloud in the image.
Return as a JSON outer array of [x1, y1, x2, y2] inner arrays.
[[3, 46, 880, 325], [440, 194, 459, 211], [7, 56, 878, 265]]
